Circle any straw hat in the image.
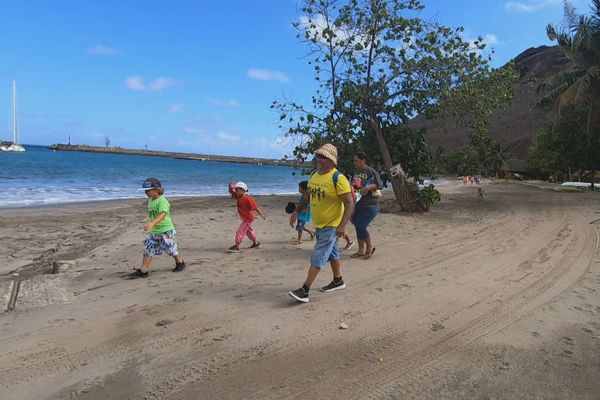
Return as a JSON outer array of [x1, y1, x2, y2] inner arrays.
[[314, 143, 338, 165]]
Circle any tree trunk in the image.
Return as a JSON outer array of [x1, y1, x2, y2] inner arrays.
[[592, 169, 596, 191], [369, 118, 423, 212]]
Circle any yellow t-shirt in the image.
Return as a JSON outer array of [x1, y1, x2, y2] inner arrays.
[[308, 169, 351, 228]]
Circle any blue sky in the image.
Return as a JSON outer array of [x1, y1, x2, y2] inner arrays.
[[0, 0, 590, 158]]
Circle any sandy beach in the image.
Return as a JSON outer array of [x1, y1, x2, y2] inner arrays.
[[1, 181, 600, 399]]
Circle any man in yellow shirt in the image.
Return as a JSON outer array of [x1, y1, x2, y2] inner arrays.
[[288, 143, 355, 303]]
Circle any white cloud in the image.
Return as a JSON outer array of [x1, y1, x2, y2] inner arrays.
[[298, 14, 354, 44], [461, 32, 500, 52], [503, 0, 560, 12], [167, 104, 184, 113], [247, 68, 290, 83], [483, 34, 499, 45], [125, 76, 181, 92], [217, 131, 240, 143], [182, 127, 240, 145], [208, 98, 239, 108], [87, 44, 122, 55]]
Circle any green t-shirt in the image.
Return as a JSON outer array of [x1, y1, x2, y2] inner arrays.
[[148, 196, 175, 234]]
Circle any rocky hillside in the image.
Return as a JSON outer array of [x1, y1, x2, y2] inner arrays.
[[424, 45, 572, 159]]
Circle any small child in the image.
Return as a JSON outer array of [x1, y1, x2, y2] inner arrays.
[[130, 177, 186, 279], [228, 181, 266, 253], [292, 181, 315, 244]]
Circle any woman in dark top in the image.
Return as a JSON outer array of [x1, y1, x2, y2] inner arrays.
[[350, 151, 383, 259]]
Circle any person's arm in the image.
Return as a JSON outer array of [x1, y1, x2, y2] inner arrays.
[[359, 169, 382, 195], [144, 212, 166, 232], [228, 181, 238, 198], [255, 206, 267, 220], [336, 192, 355, 237], [248, 197, 266, 220]]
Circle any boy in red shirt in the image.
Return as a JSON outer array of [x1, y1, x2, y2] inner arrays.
[[228, 181, 266, 252]]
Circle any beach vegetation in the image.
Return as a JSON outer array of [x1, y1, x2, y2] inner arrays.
[[274, 0, 517, 211], [532, 0, 600, 189]]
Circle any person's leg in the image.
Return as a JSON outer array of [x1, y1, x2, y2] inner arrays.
[[304, 266, 321, 287], [352, 209, 366, 257], [233, 222, 248, 249], [359, 207, 379, 257], [321, 238, 345, 292], [304, 225, 315, 240], [160, 230, 185, 271], [141, 256, 152, 272], [245, 222, 258, 244], [289, 228, 337, 302], [331, 259, 342, 279], [131, 235, 157, 278], [364, 236, 374, 254], [295, 221, 305, 244]]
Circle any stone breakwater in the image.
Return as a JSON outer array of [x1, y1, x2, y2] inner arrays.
[[48, 144, 306, 167]]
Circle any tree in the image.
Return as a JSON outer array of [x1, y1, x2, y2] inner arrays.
[[275, 0, 516, 211], [527, 129, 567, 181], [527, 104, 600, 188], [105, 136, 111, 147], [540, 0, 600, 142], [458, 133, 507, 177]]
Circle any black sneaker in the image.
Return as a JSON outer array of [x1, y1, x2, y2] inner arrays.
[[228, 245, 240, 253], [172, 262, 186, 272], [320, 279, 346, 293], [288, 287, 309, 303], [249, 242, 261, 249], [129, 269, 149, 279]]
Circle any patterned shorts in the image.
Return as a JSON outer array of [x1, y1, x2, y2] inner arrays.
[[296, 220, 306, 233], [144, 229, 179, 257]]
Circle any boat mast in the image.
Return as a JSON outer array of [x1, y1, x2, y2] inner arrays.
[[12, 81, 17, 144]]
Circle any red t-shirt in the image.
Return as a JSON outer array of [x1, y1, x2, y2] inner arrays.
[[235, 194, 257, 222]]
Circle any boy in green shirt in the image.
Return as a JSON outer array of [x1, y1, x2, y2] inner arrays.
[[130, 178, 186, 278]]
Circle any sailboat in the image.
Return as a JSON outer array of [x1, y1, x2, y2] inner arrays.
[[0, 81, 26, 152]]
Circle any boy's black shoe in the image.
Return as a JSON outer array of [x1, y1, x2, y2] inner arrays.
[[172, 262, 186, 272], [129, 269, 149, 279], [288, 287, 309, 303], [320, 279, 346, 292], [249, 242, 261, 249]]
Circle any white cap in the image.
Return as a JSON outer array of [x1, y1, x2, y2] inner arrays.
[[234, 181, 248, 191]]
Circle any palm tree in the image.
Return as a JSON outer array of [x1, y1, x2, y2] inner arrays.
[[539, 1, 600, 142]]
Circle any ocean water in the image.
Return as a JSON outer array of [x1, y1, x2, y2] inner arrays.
[[0, 145, 301, 208]]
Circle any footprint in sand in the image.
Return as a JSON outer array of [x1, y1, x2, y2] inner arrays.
[[562, 336, 575, 346]]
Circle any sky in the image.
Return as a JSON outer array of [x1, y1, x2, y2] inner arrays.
[[0, 0, 591, 158]]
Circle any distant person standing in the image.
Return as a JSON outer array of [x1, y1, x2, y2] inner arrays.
[[288, 143, 354, 303], [377, 164, 389, 188], [350, 152, 383, 259]]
